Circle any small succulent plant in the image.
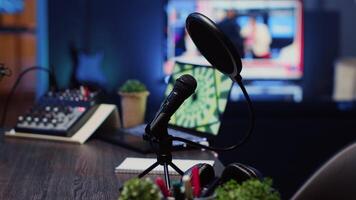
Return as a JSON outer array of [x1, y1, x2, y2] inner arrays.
[[216, 178, 280, 200], [119, 79, 147, 93], [119, 178, 161, 200]]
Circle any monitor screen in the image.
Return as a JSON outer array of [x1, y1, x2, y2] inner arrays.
[[0, 0, 24, 13], [164, 0, 303, 80], [166, 62, 233, 135]]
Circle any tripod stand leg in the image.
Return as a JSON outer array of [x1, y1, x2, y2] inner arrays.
[[169, 161, 184, 176], [163, 163, 171, 189], [138, 161, 160, 178]]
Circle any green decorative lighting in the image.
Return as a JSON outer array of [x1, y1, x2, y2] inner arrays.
[[166, 62, 232, 135]]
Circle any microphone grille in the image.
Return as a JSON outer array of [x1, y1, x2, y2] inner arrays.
[[175, 74, 197, 97]]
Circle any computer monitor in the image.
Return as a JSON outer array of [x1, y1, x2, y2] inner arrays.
[[164, 0, 303, 80], [166, 61, 233, 136]]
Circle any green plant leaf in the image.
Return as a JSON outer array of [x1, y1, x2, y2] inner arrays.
[[119, 79, 147, 93], [216, 178, 281, 200], [119, 178, 161, 200]]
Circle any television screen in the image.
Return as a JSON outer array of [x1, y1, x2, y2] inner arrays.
[[164, 0, 303, 80], [0, 0, 24, 13]]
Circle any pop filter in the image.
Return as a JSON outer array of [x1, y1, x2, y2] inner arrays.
[[186, 12, 242, 80], [173, 12, 255, 152]]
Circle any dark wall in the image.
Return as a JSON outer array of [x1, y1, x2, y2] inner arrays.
[[302, 11, 340, 101], [48, 0, 84, 89], [302, 0, 356, 101], [48, 0, 166, 115], [304, 0, 356, 57]]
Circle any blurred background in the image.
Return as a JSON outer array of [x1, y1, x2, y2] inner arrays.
[[0, 0, 355, 198]]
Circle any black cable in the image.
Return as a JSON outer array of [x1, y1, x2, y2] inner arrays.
[[0, 66, 52, 128], [171, 77, 255, 152]]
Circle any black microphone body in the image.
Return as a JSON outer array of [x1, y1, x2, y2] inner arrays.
[[145, 74, 197, 139]]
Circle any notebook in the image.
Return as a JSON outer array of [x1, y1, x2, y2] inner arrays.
[[115, 157, 215, 175], [99, 61, 233, 153]]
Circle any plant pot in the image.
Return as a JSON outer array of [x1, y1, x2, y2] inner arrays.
[[119, 91, 149, 128]]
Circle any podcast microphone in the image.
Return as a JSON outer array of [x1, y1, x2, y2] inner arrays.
[[139, 74, 197, 188], [145, 74, 197, 139]]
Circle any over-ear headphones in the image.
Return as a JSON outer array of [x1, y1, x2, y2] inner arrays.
[[220, 163, 262, 184], [182, 162, 263, 197]]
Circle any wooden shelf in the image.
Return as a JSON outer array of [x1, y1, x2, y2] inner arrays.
[[0, 26, 35, 34], [0, 0, 37, 95]]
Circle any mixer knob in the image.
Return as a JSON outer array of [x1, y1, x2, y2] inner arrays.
[[34, 117, 40, 123], [18, 116, 24, 122], [51, 119, 58, 125], [64, 106, 70, 112], [42, 118, 48, 124], [45, 106, 51, 112], [53, 107, 59, 112], [26, 116, 32, 122]]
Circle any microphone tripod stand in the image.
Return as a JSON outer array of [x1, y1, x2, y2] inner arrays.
[[139, 130, 184, 189]]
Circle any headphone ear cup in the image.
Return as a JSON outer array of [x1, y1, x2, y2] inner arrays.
[[198, 163, 215, 187], [182, 163, 215, 188], [220, 163, 262, 184], [199, 163, 263, 197], [243, 164, 263, 180]]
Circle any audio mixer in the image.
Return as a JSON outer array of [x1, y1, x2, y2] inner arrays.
[[14, 88, 99, 137]]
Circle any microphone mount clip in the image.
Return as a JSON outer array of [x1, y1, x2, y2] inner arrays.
[[139, 127, 184, 190]]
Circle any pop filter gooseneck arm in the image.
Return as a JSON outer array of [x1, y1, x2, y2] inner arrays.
[[170, 12, 256, 152]]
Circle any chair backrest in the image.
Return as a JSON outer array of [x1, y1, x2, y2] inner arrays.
[[292, 142, 356, 200]]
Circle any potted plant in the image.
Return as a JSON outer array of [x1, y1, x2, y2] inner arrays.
[[119, 79, 149, 128], [119, 178, 162, 200], [215, 178, 280, 200]]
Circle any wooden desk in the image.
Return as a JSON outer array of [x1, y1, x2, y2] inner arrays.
[[0, 131, 223, 200]]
